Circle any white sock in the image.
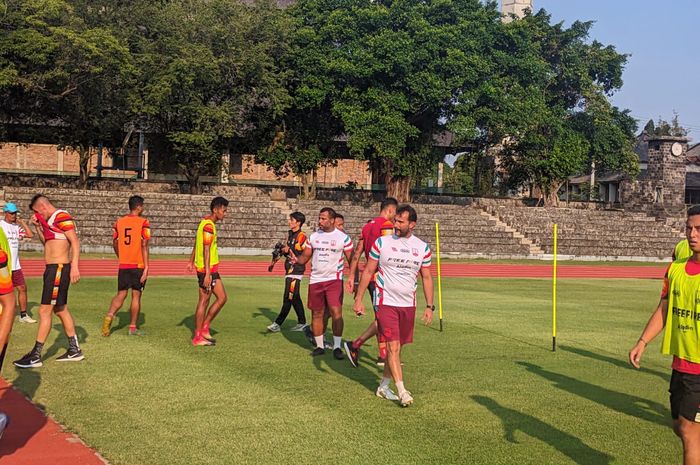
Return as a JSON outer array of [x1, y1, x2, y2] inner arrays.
[[396, 381, 406, 395], [380, 377, 391, 388], [333, 336, 342, 349], [315, 335, 325, 349]]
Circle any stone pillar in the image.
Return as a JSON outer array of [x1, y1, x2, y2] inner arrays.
[[646, 135, 688, 216]]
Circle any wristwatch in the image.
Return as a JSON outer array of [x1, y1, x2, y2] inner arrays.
[[427, 305, 435, 312]]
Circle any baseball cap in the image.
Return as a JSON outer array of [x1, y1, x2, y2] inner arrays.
[[3, 203, 18, 213]]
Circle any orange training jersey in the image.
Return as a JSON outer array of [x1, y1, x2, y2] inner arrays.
[[113, 215, 151, 269]]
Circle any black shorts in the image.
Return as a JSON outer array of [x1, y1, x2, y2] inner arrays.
[[41, 263, 71, 306], [197, 272, 221, 290], [670, 370, 700, 422], [118, 268, 146, 292]]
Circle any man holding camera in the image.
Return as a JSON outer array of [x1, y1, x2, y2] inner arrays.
[[267, 212, 309, 333]]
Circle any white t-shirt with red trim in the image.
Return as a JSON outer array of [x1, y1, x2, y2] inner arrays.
[[370, 234, 431, 307], [306, 228, 353, 284]]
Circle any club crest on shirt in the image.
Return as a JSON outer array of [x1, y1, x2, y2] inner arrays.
[[331, 240, 336, 247], [412, 248, 419, 257]]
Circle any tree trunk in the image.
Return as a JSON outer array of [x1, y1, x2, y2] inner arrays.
[[543, 181, 562, 207], [386, 175, 412, 203], [78, 145, 91, 188], [185, 166, 202, 195], [299, 171, 317, 200]]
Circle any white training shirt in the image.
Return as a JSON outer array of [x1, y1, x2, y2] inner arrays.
[[0, 220, 26, 271], [306, 228, 353, 284], [370, 233, 432, 307]]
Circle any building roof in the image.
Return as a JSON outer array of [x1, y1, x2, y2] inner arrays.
[[687, 172, 700, 189]]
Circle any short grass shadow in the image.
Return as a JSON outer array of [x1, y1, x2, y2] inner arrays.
[[112, 311, 146, 333], [257, 307, 380, 394], [559, 344, 669, 382], [43, 324, 88, 360], [471, 395, 613, 465], [518, 362, 669, 426]]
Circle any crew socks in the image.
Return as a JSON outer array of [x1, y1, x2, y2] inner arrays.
[[333, 336, 342, 350], [314, 335, 325, 349]]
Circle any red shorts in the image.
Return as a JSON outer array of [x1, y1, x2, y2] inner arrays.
[[12, 269, 26, 287], [376, 305, 416, 345], [308, 280, 343, 313]]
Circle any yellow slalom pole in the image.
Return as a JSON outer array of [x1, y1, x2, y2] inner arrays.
[[552, 223, 558, 352], [435, 222, 444, 332]]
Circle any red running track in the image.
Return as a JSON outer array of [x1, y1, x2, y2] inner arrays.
[[0, 379, 106, 465], [19, 259, 667, 279]]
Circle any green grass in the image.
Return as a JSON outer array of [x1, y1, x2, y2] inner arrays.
[[3, 277, 678, 465]]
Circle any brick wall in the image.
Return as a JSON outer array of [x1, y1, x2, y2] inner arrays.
[[2, 143, 371, 187], [227, 154, 371, 187], [0, 143, 100, 173]]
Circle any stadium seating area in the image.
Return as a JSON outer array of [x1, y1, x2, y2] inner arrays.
[[483, 204, 683, 259], [1, 186, 684, 259]]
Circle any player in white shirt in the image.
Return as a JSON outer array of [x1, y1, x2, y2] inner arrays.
[[295, 207, 353, 359], [353, 204, 434, 407], [0, 202, 36, 323]]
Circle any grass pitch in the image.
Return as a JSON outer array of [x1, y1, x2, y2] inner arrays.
[[3, 277, 678, 465]]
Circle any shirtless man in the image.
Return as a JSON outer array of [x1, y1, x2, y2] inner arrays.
[[14, 194, 83, 368]]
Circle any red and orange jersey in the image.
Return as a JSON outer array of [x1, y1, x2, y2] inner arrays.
[[294, 231, 307, 252], [37, 209, 75, 241], [113, 215, 151, 269]]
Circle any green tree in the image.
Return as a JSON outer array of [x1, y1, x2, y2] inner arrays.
[[287, 0, 502, 201], [125, 0, 291, 193], [475, 10, 637, 205], [0, 0, 135, 186]]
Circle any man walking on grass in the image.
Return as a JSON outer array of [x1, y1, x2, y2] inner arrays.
[[630, 205, 700, 465], [344, 197, 397, 366], [353, 204, 434, 406], [102, 195, 151, 336], [0, 202, 36, 323], [14, 194, 83, 368], [294, 207, 353, 359], [187, 197, 229, 346]]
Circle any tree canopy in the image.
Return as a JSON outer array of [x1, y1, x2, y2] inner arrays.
[[1, 0, 640, 200]]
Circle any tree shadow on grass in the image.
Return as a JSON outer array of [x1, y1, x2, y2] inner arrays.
[[471, 395, 613, 465], [41, 324, 88, 361], [517, 362, 669, 426], [256, 307, 380, 394], [559, 344, 669, 382]]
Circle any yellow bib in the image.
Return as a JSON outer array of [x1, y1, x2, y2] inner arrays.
[[663, 259, 700, 362]]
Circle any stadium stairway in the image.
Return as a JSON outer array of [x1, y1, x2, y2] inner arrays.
[[0, 186, 683, 260], [481, 204, 683, 260], [2, 186, 291, 254], [291, 200, 538, 258]]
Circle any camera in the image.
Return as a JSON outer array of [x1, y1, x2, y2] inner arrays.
[[268, 242, 286, 272]]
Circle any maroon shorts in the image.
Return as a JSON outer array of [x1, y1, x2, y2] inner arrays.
[[376, 305, 416, 345], [12, 269, 26, 287], [308, 280, 343, 313]]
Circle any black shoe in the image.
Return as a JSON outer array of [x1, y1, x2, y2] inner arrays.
[[303, 325, 315, 347], [56, 347, 84, 362], [310, 347, 325, 357], [333, 348, 345, 360], [344, 341, 359, 367], [13, 351, 42, 368]]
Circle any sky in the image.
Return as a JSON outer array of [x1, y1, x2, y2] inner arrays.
[[534, 0, 700, 141]]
